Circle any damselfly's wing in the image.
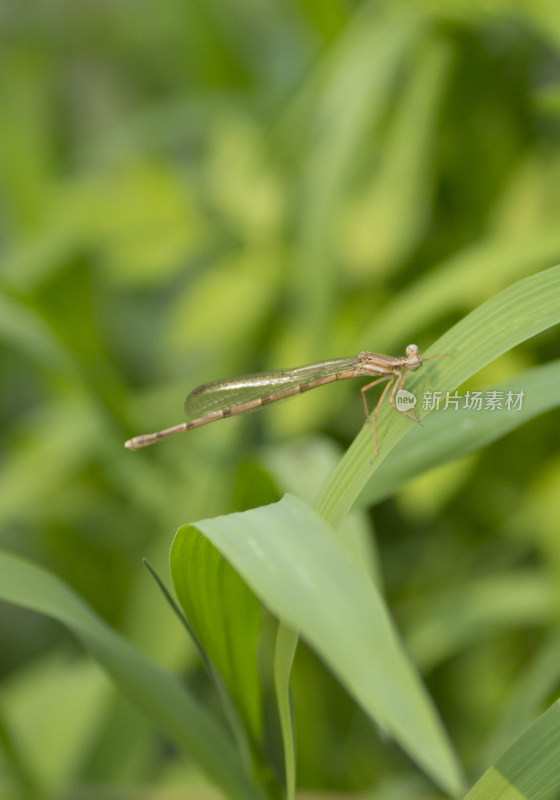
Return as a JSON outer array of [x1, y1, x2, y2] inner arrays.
[[184, 357, 360, 419]]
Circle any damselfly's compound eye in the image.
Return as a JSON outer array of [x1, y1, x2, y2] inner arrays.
[[406, 344, 419, 358], [405, 343, 422, 370]]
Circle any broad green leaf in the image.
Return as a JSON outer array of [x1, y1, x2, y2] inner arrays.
[[171, 528, 263, 747], [357, 359, 560, 508], [171, 494, 466, 798], [144, 554, 261, 785], [261, 437, 379, 794], [0, 551, 268, 800], [261, 437, 381, 584], [464, 700, 560, 800], [317, 264, 560, 528]]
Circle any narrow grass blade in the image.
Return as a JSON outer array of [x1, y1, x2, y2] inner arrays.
[[273, 623, 298, 800]]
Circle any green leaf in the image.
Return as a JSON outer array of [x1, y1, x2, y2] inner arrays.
[[273, 623, 298, 800], [262, 437, 382, 584], [316, 264, 560, 528], [0, 550, 268, 800], [142, 555, 252, 762], [170, 528, 263, 748], [464, 700, 560, 800], [170, 494, 466, 798]]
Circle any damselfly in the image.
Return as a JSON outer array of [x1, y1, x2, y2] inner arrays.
[[125, 344, 450, 455]]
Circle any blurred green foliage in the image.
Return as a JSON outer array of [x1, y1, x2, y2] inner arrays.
[[1, 0, 560, 797]]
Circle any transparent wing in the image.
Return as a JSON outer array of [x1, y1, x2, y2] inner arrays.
[[184, 357, 360, 419]]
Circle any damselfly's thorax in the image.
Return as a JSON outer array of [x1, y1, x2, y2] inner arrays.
[[357, 344, 424, 376]]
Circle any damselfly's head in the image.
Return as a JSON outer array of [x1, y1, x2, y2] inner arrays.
[[404, 344, 422, 371], [405, 344, 452, 371]]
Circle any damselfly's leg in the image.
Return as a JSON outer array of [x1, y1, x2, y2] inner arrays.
[[360, 376, 392, 419], [389, 369, 421, 425], [361, 375, 394, 457]]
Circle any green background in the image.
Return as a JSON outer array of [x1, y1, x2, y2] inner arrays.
[[1, 0, 560, 798]]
